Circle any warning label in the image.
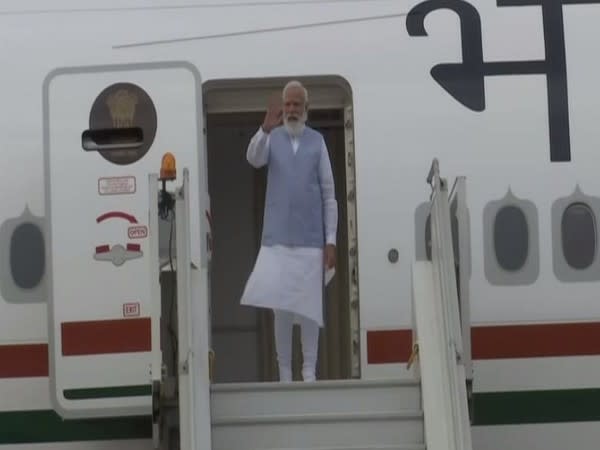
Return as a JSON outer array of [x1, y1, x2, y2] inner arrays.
[[98, 176, 136, 195], [123, 302, 140, 317], [128, 225, 148, 239]]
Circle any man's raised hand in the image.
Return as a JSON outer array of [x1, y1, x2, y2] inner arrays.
[[262, 93, 283, 133]]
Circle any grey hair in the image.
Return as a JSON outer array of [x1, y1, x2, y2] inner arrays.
[[282, 80, 308, 103]]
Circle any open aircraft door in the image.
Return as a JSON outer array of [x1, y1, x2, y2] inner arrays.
[[43, 61, 211, 448]]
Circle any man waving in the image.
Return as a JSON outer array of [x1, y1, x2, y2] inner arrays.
[[240, 80, 338, 382]]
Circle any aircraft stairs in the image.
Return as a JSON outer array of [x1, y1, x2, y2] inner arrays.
[[210, 378, 425, 450], [156, 159, 473, 450], [201, 159, 472, 450]]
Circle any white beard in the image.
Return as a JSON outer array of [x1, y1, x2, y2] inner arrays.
[[284, 112, 307, 137]]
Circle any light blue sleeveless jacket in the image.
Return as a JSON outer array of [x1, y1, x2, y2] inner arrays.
[[261, 125, 324, 248]]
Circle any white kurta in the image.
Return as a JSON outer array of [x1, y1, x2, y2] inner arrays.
[[240, 126, 338, 327]]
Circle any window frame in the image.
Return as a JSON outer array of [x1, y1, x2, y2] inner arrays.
[[552, 186, 600, 282], [0, 206, 46, 303], [483, 189, 539, 285]]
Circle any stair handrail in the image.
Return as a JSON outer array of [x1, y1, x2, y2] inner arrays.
[[411, 158, 472, 450], [449, 175, 473, 403]]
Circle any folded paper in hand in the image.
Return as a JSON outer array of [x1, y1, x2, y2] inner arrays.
[[325, 267, 335, 286]]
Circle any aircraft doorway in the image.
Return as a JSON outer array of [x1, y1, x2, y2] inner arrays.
[[204, 77, 359, 383]]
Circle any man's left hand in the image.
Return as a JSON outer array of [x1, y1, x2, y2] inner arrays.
[[324, 244, 336, 269]]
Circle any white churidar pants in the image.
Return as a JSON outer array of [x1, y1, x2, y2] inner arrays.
[[273, 309, 319, 382]]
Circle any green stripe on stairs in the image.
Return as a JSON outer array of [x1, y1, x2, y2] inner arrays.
[[2, 388, 600, 443], [472, 388, 600, 425], [0, 410, 151, 444], [63, 384, 151, 399]]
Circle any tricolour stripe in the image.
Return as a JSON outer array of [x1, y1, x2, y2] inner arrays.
[[4, 321, 600, 377], [366, 320, 600, 364], [61, 317, 151, 356], [471, 322, 600, 359], [0, 344, 48, 378], [366, 329, 412, 364], [1, 388, 600, 443]]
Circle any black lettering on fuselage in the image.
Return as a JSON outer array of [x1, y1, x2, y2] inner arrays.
[[407, 0, 600, 162]]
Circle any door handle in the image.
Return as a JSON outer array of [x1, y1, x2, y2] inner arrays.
[[82, 127, 144, 151]]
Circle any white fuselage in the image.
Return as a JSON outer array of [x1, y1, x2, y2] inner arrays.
[[2, 1, 600, 449]]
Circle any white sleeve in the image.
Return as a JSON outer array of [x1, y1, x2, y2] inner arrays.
[[246, 127, 270, 168], [318, 137, 338, 246]]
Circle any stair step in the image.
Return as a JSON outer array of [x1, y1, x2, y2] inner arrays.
[[211, 411, 424, 450], [246, 447, 426, 450], [210, 379, 424, 450], [211, 378, 419, 392], [212, 414, 424, 450], [212, 410, 423, 426], [211, 378, 421, 418]]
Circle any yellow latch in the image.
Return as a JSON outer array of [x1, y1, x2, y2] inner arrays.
[[208, 349, 215, 382], [406, 343, 419, 370]]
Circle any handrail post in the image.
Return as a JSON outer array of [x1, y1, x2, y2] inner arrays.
[[427, 158, 439, 185]]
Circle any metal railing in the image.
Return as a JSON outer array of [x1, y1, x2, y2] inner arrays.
[[449, 175, 473, 413], [410, 159, 472, 450]]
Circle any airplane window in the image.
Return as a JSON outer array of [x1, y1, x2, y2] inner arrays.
[[422, 211, 458, 263], [451, 214, 459, 265], [416, 197, 466, 275], [10, 223, 45, 289], [483, 191, 539, 286], [414, 202, 431, 262], [552, 189, 600, 282], [493, 206, 529, 272], [425, 214, 432, 261], [561, 202, 596, 270]]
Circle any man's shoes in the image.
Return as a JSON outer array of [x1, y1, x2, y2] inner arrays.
[[302, 368, 316, 382], [278, 366, 292, 382]]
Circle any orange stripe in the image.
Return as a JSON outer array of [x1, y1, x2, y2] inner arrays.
[[0, 344, 48, 378], [3, 321, 600, 377], [367, 330, 412, 364], [367, 321, 600, 364], [472, 322, 600, 359], [61, 318, 151, 356]]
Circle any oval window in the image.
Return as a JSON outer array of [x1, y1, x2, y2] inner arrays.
[[561, 203, 596, 270], [10, 223, 45, 289], [493, 206, 529, 271], [425, 214, 432, 261], [451, 214, 459, 264], [425, 214, 460, 262]]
